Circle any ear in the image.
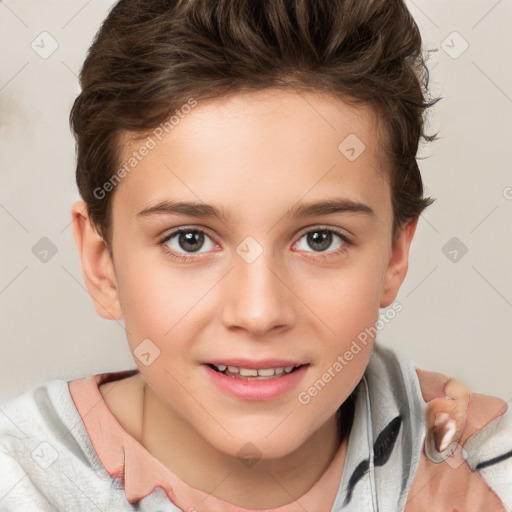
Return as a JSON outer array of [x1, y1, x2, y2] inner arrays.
[[71, 200, 122, 320], [379, 217, 418, 308]]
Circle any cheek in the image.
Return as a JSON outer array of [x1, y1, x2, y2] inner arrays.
[[292, 259, 384, 402], [298, 262, 384, 337], [116, 259, 185, 347]]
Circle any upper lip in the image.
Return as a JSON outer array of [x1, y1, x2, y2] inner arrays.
[[204, 359, 308, 369]]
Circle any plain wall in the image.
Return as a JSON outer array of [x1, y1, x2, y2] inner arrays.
[[0, 0, 511, 402]]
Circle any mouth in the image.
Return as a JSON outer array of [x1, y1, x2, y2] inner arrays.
[[203, 361, 310, 401], [206, 363, 306, 380]]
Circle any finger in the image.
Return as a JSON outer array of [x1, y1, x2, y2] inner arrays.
[[425, 396, 467, 452], [444, 378, 471, 402]]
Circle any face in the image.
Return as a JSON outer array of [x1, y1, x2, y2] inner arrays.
[[74, 89, 416, 461]]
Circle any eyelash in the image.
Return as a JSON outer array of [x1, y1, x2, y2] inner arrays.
[[157, 225, 352, 263]]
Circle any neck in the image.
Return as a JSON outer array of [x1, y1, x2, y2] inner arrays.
[[139, 382, 353, 509]]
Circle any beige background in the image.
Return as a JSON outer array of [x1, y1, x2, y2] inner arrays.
[[1, 0, 511, 402]]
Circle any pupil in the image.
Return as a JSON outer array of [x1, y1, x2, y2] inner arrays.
[[179, 231, 204, 252], [308, 231, 331, 251]]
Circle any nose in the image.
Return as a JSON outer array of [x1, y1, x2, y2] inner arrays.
[[220, 249, 296, 337]]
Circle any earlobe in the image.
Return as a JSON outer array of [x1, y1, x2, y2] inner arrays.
[[71, 200, 123, 320], [379, 217, 418, 308]]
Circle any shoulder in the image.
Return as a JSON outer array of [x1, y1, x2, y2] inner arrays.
[[0, 377, 123, 510], [0, 379, 72, 508], [406, 366, 512, 510], [0, 378, 73, 446]]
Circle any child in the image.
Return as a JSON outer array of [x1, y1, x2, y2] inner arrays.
[[1, 0, 511, 510]]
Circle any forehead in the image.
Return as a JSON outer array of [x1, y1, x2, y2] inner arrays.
[[111, 89, 391, 224]]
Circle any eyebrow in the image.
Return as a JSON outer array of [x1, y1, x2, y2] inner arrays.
[[136, 198, 374, 223]]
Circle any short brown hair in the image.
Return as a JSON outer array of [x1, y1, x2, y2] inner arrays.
[[70, 0, 439, 251]]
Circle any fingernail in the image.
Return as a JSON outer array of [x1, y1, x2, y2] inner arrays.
[[437, 419, 456, 452]]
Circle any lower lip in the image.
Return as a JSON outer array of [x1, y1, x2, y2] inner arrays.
[[203, 364, 309, 401]]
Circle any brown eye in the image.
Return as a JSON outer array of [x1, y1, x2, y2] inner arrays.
[[295, 228, 349, 254], [305, 231, 333, 252], [160, 228, 217, 261], [176, 230, 205, 253]]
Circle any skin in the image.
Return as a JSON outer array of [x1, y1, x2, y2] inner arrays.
[[426, 379, 470, 452], [71, 88, 418, 508]]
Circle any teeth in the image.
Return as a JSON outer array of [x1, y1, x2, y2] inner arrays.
[[212, 364, 301, 377], [257, 368, 276, 377], [239, 368, 258, 377]]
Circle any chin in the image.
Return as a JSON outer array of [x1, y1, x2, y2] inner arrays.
[[211, 429, 305, 462]]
